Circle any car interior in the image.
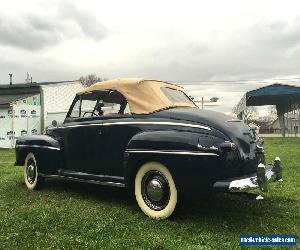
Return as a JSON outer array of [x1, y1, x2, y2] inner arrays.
[[69, 90, 131, 120]]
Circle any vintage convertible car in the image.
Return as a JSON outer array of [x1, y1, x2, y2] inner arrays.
[[15, 78, 282, 219]]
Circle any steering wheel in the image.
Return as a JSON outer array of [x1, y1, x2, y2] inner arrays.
[[83, 111, 97, 117]]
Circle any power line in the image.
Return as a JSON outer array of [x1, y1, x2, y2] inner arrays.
[[166, 76, 300, 84], [169, 80, 264, 82]]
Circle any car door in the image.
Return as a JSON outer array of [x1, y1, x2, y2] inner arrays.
[[63, 123, 92, 172], [86, 103, 129, 176], [100, 116, 139, 177], [85, 91, 138, 177], [62, 96, 106, 175]]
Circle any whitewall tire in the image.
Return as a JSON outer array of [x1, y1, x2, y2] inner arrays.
[[24, 153, 44, 190], [135, 162, 177, 219]]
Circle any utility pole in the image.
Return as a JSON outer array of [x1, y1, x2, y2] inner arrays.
[[195, 97, 219, 110], [25, 72, 31, 83], [9, 73, 12, 85]]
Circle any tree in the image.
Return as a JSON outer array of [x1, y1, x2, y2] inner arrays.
[[79, 74, 106, 87], [243, 106, 258, 124], [268, 106, 277, 121]]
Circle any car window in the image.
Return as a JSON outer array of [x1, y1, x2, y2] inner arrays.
[[81, 99, 98, 117], [161, 87, 194, 104], [102, 102, 121, 115], [101, 92, 130, 115], [101, 102, 130, 115], [69, 99, 80, 118]]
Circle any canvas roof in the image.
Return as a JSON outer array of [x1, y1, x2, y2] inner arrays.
[[78, 78, 197, 114]]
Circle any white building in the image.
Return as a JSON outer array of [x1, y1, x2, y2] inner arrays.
[[0, 81, 83, 148]]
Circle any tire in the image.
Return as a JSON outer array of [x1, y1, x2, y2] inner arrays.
[[24, 152, 44, 190], [135, 162, 177, 219]]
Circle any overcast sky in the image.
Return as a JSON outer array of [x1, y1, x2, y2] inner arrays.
[[1, 0, 300, 113]]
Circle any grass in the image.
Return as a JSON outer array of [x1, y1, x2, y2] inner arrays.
[[0, 138, 299, 249]]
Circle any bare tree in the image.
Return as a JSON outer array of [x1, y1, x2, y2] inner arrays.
[[256, 106, 277, 124], [79, 74, 106, 87], [268, 106, 277, 121], [243, 106, 258, 124]]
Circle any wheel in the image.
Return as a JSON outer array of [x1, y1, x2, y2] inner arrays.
[[24, 152, 44, 190], [135, 162, 177, 219]]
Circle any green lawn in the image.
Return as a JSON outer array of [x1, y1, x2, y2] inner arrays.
[[0, 138, 299, 249]]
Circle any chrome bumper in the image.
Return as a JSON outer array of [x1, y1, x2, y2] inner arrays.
[[213, 157, 282, 192]]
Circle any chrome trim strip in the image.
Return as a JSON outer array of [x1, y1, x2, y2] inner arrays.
[[38, 173, 125, 188], [102, 122, 211, 131], [58, 121, 211, 131], [57, 170, 125, 181], [16, 145, 60, 150], [126, 149, 219, 156]]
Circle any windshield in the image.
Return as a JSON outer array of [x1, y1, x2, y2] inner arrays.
[[66, 90, 130, 120]]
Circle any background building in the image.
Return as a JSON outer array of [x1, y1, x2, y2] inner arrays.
[[234, 83, 300, 137], [265, 114, 300, 135], [0, 81, 83, 148]]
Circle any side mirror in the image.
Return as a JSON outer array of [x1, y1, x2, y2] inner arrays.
[[51, 120, 58, 127]]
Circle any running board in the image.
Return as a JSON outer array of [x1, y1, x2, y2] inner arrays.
[[39, 171, 125, 188]]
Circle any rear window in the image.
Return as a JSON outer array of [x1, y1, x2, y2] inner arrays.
[[161, 87, 194, 104]]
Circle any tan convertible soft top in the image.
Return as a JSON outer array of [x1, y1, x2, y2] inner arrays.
[[78, 78, 197, 114]]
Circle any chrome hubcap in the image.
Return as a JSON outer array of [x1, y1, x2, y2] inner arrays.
[[141, 171, 170, 211], [26, 160, 36, 184], [146, 179, 163, 202], [27, 165, 35, 179]]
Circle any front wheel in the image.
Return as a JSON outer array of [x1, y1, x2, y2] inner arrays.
[[24, 152, 44, 190], [135, 162, 177, 219]]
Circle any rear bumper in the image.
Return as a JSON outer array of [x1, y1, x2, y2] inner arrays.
[[213, 157, 282, 192]]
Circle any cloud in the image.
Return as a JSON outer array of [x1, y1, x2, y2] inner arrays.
[[1, 0, 300, 114], [58, 1, 107, 41], [0, 14, 61, 50], [118, 16, 300, 82], [0, 1, 107, 50]]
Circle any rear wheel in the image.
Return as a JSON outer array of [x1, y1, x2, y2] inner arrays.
[[135, 162, 177, 219], [24, 153, 44, 190]]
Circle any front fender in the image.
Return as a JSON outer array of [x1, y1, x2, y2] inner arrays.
[[15, 135, 62, 174]]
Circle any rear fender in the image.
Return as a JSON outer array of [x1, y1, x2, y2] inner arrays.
[[126, 130, 199, 152], [123, 130, 220, 193]]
